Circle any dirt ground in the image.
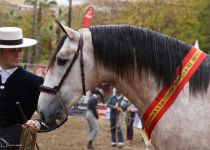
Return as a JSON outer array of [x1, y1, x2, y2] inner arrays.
[[36, 116, 152, 150]]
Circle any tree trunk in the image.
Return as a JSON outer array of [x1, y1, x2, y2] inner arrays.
[[68, 0, 72, 27], [35, 2, 42, 63], [27, 2, 37, 64], [47, 38, 52, 60], [56, 25, 61, 46]]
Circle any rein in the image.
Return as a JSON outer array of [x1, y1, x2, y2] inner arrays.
[[39, 31, 86, 132]]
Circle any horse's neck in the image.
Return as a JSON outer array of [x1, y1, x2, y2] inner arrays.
[[97, 68, 162, 115], [118, 74, 162, 114]]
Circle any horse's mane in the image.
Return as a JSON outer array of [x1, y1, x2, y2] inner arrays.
[[89, 25, 210, 94]]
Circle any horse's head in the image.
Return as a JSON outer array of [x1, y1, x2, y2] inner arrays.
[[38, 21, 96, 128]]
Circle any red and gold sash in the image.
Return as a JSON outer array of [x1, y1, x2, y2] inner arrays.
[[143, 47, 207, 139]]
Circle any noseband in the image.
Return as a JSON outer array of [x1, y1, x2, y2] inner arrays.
[[39, 32, 86, 132]]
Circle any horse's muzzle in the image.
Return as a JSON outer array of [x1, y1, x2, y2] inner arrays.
[[38, 111, 68, 132]]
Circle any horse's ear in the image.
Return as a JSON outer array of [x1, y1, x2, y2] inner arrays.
[[55, 20, 76, 39]]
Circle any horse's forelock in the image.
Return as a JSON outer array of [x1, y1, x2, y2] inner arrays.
[[48, 35, 68, 70]]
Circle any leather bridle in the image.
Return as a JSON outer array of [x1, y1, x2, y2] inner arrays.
[[39, 32, 86, 132]]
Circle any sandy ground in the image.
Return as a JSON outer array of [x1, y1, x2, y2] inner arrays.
[[36, 116, 152, 150]]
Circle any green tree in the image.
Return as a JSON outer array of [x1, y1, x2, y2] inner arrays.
[[2, 9, 23, 26], [25, 0, 38, 63], [35, 0, 57, 63], [111, 0, 210, 51], [196, 0, 210, 52]]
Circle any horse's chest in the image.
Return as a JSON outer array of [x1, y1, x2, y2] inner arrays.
[[152, 95, 210, 150]]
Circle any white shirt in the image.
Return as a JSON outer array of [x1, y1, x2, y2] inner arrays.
[[117, 95, 123, 100], [0, 66, 17, 84], [130, 104, 138, 112]]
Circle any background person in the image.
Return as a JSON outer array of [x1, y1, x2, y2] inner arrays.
[[86, 88, 105, 149], [0, 27, 44, 148], [121, 99, 138, 144], [106, 89, 124, 148]]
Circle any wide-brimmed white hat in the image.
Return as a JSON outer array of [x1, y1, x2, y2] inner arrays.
[[0, 27, 37, 48]]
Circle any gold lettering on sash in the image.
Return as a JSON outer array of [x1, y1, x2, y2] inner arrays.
[[145, 50, 202, 128]]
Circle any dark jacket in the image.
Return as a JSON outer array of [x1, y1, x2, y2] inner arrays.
[[87, 95, 99, 119], [0, 67, 44, 127], [107, 95, 123, 118]]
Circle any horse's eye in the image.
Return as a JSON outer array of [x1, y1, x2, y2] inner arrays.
[[57, 58, 68, 66]]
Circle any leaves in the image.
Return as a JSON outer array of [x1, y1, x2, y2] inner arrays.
[[105, 0, 210, 52]]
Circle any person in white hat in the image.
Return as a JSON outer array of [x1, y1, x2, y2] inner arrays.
[[0, 27, 44, 148], [85, 88, 105, 149]]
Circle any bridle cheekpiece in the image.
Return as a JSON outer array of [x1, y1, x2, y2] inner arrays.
[[39, 31, 86, 132]]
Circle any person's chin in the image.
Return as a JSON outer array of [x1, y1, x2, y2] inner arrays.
[[13, 63, 21, 67]]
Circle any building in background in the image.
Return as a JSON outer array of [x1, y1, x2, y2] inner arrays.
[[0, 0, 25, 5], [0, 0, 84, 6], [56, 0, 84, 6]]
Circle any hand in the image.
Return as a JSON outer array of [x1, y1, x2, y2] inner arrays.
[[117, 107, 122, 111], [127, 107, 131, 112], [114, 105, 121, 111], [22, 120, 40, 135]]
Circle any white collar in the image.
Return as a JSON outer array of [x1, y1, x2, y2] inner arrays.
[[0, 66, 18, 75]]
